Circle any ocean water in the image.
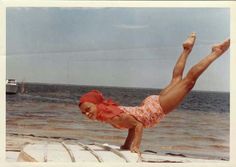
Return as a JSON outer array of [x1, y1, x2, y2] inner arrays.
[[6, 83, 229, 160]]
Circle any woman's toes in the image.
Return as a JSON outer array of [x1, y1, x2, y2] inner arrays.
[[212, 39, 230, 55], [183, 32, 196, 50]]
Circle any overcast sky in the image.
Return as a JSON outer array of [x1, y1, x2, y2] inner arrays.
[[6, 8, 230, 92]]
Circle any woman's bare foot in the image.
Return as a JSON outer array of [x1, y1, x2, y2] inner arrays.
[[212, 39, 230, 56], [183, 32, 196, 50]]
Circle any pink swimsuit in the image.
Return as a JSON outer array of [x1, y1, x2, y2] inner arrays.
[[118, 95, 165, 128]]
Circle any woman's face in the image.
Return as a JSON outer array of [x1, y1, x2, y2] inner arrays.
[[79, 102, 97, 120]]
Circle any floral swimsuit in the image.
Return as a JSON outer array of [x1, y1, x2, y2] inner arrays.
[[118, 95, 165, 128]]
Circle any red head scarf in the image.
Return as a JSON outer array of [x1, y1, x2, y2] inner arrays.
[[79, 90, 124, 121]]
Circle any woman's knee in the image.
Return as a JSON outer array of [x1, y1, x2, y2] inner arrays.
[[171, 76, 182, 84], [183, 77, 196, 91]]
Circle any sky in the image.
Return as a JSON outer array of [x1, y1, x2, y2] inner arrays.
[[6, 7, 230, 92]]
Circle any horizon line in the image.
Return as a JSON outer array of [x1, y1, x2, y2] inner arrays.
[[18, 81, 230, 94]]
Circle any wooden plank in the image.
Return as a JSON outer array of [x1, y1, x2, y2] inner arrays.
[[17, 150, 38, 162], [92, 143, 130, 162], [46, 143, 72, 162], [66, 145, 99, 162], [18, 143, 45, 162], [77, 142, 103, 162], [61, 142, 76, 162], [43, 142, 47, 162]]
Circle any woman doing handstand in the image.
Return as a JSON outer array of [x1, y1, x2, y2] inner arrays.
[[78, 33, 230, 154]]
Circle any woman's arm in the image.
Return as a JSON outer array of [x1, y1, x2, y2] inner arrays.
[[120, 128, 135, 150], [108, 113, 144, 153], [130, 122, 143, 154]]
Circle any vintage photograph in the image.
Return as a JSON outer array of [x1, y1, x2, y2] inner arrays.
[[5, 7, 230, 163]]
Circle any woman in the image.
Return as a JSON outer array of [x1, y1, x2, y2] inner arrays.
[[78, 33, 230, 154]]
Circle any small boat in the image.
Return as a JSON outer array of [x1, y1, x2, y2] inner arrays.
[[6, 79, 18, 94], [6, 142, 226, 163]]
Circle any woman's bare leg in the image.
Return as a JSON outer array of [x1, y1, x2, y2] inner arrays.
[[160, 32, 196, 95], [159, 39, 230, 114]]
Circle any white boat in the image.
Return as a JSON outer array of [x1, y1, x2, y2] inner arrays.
[[6, 79, 18, 94], [6, 142, 226, 163]]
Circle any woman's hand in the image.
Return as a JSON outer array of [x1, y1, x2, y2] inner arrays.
[[109, 113, 144, 154], [130, 146, 141, 154], [120, 145, 130, 150]]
